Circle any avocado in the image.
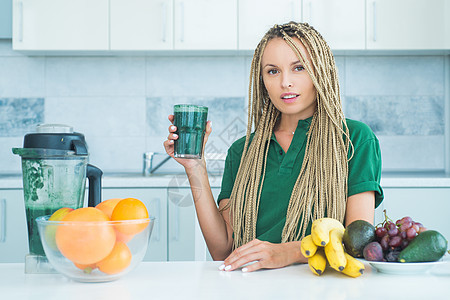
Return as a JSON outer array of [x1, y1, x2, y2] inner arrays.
[[398, 230, 448, 263], [343, 220, 376, 258]]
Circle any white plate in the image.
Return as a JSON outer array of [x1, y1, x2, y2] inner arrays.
[[368, 260, 447, 275]]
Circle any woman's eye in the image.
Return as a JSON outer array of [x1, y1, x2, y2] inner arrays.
[[294, 65, 305, 71], [268, 69, 279, 75]]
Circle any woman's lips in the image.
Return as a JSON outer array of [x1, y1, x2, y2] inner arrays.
[[281, 93, 299, 103]]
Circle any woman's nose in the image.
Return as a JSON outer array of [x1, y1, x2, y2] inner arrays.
[[281, 73, 293, 88]]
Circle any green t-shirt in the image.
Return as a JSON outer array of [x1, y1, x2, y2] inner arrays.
[[217, 117, 383, 243]]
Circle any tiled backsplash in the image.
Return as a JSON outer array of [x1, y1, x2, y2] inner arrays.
[[0, 40, 447, 173]]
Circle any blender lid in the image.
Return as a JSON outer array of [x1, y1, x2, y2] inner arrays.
[[13, 124, 89, 156], [12, 147, 78, 158]]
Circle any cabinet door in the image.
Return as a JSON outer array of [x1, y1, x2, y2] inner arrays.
[[173, 0, 237, 50], [302, 0, 365, 50], [12, 0, 108, 50], [0, 0, 12, 38], [102, 188, 168, 261], [239, 0, 301, 50], [382, 188, 450, 241], [367, 0, 448, 50], [110, 0, 173, 50], [0, 189, 28, 263]]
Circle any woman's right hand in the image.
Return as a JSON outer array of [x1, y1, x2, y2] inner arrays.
[[163, 114, 212, 171]]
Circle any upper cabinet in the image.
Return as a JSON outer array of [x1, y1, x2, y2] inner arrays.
[[173, 0, 237, 50], [11, 0, 450, 52], [110, 0, 173, 50], [12, 0, 108, 50], [302, 0, 365, 50], [238, 0, 302, 50], [366, 0, 449, 50], [0, 0, 12, 38]]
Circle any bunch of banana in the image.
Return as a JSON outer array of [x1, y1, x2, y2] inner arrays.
[[301, 218, 365, 278]]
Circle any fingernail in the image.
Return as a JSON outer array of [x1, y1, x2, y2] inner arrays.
[[171, 126, 176, 131], [242, 267, 248, 273], [218, 264, 225, 271], [224, 265, 231, 271], [169, 140, 174, 144], [209, 121, 212, 128], [173, 134, 178, 138]]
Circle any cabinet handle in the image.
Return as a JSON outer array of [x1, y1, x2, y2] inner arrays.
[[18, 1, 24, 42], [173, 204, 179, 241], [179, 1, 184, 43], [372, 1, 377, 42], [0, 199, 6, 243], [161, 1, 167, 42], [154, 197, 161, 242]]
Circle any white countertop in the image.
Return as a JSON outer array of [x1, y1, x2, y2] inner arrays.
[[2, 171, 450, 189], [1, 260, 450, 300]]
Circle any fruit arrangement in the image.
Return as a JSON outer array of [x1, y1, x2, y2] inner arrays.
[[46, 198, 149, 275], [301, 218, 365, 278], [359, 210, 448, 263]]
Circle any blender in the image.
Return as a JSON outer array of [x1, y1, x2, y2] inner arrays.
[[12, 124, 102, 273]]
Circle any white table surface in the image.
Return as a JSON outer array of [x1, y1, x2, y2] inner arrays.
[[1, 260, 450, 300]]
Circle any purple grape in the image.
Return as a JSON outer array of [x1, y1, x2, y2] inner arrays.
[[406, 227, 417, 240], [401, 239, 409, 249], [385, 250, 401, 262], [396, 219, 402, 226], [389, 236, 402, 248], [400, 231, 407, 239], [387, 222, 397, 231], [380, 235, 390, 251], [375, 227, 387, 238], [400, 222, 412, 232], [388, 227, 399, 237], [401, 216, 413, 224]]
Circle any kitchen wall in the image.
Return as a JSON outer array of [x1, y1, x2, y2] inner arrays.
[[0, 39, 447, 174]]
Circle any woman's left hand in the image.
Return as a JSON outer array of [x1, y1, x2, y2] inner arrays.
[[220, 239, 305, 273]]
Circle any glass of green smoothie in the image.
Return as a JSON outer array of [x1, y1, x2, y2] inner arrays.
[[173, 104, 208, 159]]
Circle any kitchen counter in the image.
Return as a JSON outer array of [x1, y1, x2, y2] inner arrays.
[[2, 171, 450, 189], [1, 260, 449, 299]]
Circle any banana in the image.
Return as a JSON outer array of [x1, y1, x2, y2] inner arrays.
[[311, 218, 345, 246], [341, 253, 365, 278], [324, 227, 347, 272], [301, 235, 318, 258], [308, 247, 327, 276]]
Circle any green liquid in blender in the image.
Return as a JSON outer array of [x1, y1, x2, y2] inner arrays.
[[22, 158, 86, 256], [174, 105, 208, 158]]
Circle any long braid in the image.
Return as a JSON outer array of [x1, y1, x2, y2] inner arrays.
[[223, 22, 353, 249]]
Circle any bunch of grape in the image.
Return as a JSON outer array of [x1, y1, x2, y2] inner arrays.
[[374, 210, 427, 262]]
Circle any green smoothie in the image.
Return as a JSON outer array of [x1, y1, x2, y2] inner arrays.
[[173, 105, 208, 159]]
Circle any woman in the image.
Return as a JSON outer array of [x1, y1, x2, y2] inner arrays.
[[163, 22, 383, 273]]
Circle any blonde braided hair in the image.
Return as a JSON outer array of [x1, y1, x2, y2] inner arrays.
[[224, 22, 353, 249]]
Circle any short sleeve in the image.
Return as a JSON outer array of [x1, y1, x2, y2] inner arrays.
[[348, 138, 384, 208], [217, 148, 234, 204]]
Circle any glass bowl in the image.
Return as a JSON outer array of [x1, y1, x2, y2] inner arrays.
[[36, 215, 154, 282]]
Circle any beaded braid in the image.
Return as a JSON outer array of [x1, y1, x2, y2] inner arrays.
[[222, 22, 353, 249]]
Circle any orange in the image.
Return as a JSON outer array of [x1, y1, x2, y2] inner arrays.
[[97, 242, 132, 275], [55, 207, 116, 265], [111, 198, 149, 235], [74, 262, 97, 274], [45, 207, 74, 250], [96, 198, 123, 219]]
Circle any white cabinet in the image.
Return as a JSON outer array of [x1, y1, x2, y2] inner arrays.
[[110, 0, 173, 50], [173, 0, 237, 50], [0, 189, 28, 263], [366, 0, 449, 50], [302, 0, 365, 50], [238, 0, 301, 50], [12, 0, 108, 50], [167, 186, 219, 261], [382, 188, 450, 241], [102, 188, 168, 262]]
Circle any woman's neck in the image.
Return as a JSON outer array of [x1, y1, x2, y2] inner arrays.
[[275, 113, 313, 133]]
